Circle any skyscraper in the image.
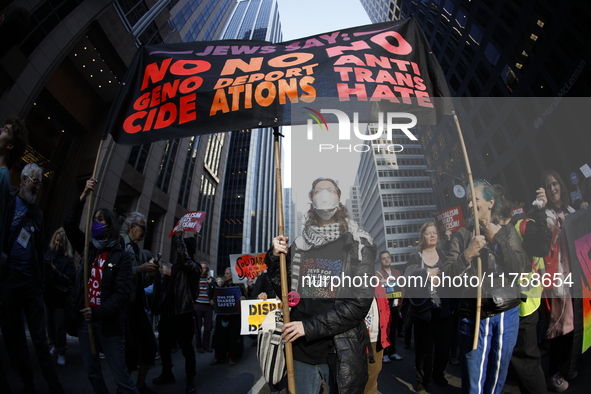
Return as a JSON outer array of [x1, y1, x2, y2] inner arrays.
[[361, 0, 591, 209], [0, 1, 237, 263], [217, 0, 284, 272], [356, 125, 437, 266]]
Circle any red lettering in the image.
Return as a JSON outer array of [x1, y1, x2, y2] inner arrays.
[[141, 58, 172, 91], [370, 31, 412, 55]]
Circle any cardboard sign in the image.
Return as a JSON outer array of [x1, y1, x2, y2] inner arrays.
[[435, 205, 465, 233], [229, 253, 267, 284], [240, 299, 282, 335], [168, 211, 206, 237], [213, 286, 242, 315]]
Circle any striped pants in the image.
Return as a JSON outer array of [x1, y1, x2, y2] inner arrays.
[[459, 306, 520, 394]]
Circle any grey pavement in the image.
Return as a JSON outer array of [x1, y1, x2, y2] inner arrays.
[[3, 329, 591, 393]]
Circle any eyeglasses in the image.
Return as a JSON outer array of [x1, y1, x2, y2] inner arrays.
[[28, 176, 42, 186], [134, 223, 147, 231]]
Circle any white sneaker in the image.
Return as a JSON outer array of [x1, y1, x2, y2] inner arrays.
[[57, 354, 66, 367], [390, 353, 403, 361], [49, 347, 57, 356], [547, 373, 569, 392], [382, 355, 391, 363]]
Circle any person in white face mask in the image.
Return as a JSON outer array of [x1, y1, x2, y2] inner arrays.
[[265, 178, 376, 394]]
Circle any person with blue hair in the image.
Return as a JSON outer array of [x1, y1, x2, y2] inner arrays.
[[443, 179, 526, 394]]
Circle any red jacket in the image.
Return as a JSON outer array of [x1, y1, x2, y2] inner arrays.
[[375, 284, 391, 350]]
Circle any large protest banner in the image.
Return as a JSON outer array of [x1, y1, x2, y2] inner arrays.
[[104, 17, 452, 145]]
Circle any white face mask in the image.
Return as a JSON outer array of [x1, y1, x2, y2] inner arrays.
[[313, 189, 339, 220]]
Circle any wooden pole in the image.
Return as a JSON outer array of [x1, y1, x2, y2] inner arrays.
[[452, 112, 482, 350], [272, 127, 296, 394], [82, 138, 105, 354]]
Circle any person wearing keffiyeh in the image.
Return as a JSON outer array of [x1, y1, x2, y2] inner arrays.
[[266, 178, 375, 394]]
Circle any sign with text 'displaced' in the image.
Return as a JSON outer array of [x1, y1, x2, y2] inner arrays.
[[240, 299, 282, 335]]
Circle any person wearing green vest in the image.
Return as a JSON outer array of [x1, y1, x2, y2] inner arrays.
[[496, 185, 552, 394]]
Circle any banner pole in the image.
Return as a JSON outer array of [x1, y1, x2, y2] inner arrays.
[[83, 138, 105, 354], [272, 127, 296, 394], [452, 112, 482, 350]]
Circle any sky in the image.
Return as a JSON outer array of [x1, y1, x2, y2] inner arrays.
[[275, 0, 372, 210]]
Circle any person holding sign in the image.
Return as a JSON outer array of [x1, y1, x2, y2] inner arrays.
[[404, 222, 453, 392], [152, 233, 201, 394], [267, 178, 375, 394], [210, 267, 246, 365]]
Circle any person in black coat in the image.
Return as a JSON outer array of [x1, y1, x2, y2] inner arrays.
[[65, 177, 138, 394], [267, 178, 375, 394], [44, 227, 76, 367]]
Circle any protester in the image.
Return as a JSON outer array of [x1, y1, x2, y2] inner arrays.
[[0, 116, 28, 393], [541, 170, 577, 392], [495, 184, 551, 394], [152, 233, 201, 394], [210, 267, 246, 365], [194, 261, 215, 353], [404, 222, 453, 392], [443, 179, 526, 394], [0, 163, 64, 394], [363, 283, 391, 394], [65, 177, 138, 394], [375, 251, 403, 363], [120, 212, 158, 394], [44, 227, 76, 367], [266, 177, 375, 393]]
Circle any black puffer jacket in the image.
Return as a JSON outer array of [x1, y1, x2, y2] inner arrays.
[[443, 225, 526, 319], [266, 230, 375, 394], [65, 199, 133, 336]]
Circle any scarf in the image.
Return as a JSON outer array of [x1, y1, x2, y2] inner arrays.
[[91, 237, 118, 252]]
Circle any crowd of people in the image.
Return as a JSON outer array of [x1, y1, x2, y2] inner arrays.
[[268, 174, 588, 394], [0, 114, 589, 394]]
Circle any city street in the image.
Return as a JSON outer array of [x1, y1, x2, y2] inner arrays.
[[4, 328, 591, 393]]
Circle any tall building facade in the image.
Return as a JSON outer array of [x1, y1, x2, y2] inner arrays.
[[360, 0, 402, 23], [356, 125, 437, 266], [361, 0, 591, 210], [0, 1, 236, 264], [216, 0, 283, 272]]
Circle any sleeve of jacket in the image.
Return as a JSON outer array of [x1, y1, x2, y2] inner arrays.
[[92, 251, 133, 322], [523, 208, 552, 257], [51, 255, 76, 288], [495, 225, 527, 275], [303, 237, 375, 341], [63, 199, 86, 255], [443, 228, 472, 277], [265, 246, 290, 298]]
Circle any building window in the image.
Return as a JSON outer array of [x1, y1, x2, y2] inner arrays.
[[178, 136, 200, 208], [156, 139, 180, 193], [128, 143, 151, 173], [195, 175, 216, 253]]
